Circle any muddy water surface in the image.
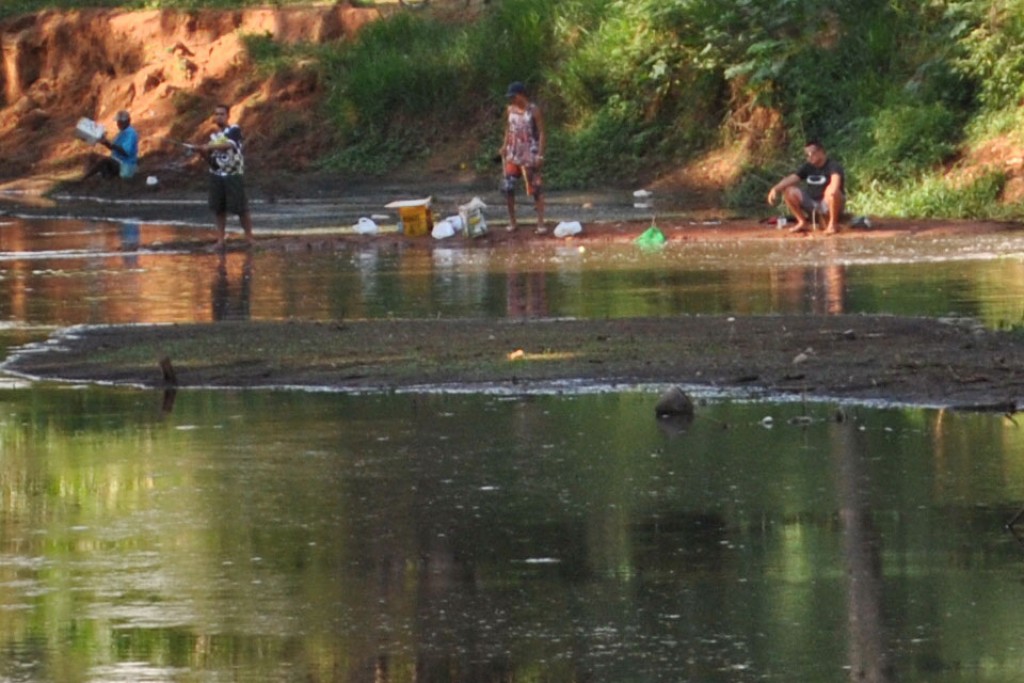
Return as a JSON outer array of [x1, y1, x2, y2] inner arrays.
[[0, 217, 1023, 325], [1, 387, 1023, 681], [1, 216, 1024, 681]]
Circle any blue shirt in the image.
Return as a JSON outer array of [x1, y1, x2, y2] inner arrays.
[[112, 126, 139, 178]]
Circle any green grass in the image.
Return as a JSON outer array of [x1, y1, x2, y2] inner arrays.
[[851, 171, 1013, 220]]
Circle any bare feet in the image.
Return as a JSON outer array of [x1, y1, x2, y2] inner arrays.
[[507, 223, 518, 232], [824, 225, 839, 235], [789, 224, 809, 234]]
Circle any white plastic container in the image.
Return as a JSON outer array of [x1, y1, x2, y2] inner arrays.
[[74, 117, 105, 145]]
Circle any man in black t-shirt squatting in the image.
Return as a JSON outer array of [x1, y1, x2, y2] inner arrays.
[[767, 139, 845, 235]]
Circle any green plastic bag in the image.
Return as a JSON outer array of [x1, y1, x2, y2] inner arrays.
[[635, 225, 666, 248]]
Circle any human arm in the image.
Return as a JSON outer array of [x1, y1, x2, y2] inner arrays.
[[195, 126, 241, 167], [533, 105, 546, 168], [98, 133, 130, 156], [100, 128, 138, 165], [824, 171, 843, 201], [767, 173, 800, 205], [198, 125, 242, 153]]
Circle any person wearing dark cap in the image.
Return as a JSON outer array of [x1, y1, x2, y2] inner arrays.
[[499, 81, 547, 234], [83, 109, 139, 180]]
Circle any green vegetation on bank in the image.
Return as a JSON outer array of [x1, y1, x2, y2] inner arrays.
[[5, 0, 1024, 219]]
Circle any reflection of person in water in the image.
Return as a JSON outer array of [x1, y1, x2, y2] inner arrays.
[[120, 221, 140, 268], [831, 418, 893, 681], [506, 269, 548, 318], [212, 250, 253, 321], [772, 263, 847, 314]]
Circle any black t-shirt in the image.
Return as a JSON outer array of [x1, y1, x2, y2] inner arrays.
[[796, 158, 844, 201]]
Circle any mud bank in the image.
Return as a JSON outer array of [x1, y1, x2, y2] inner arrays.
[[5, 315, 1024, 410]]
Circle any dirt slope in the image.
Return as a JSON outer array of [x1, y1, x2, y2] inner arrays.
[[0, 3, 378, 193]]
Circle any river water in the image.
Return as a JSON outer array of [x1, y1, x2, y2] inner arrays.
[[2, 215, 1024, 682]]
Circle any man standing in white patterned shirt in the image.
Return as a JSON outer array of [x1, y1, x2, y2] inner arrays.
[[198, 103, 253, 249]]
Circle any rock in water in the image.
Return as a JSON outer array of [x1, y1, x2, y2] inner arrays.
[[655, 385, 694, 417]]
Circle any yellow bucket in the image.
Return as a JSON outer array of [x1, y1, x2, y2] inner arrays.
[[386, 198, 433, 237]]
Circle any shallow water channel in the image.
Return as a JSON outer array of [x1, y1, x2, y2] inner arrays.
[[2, 216, 1024, 681]]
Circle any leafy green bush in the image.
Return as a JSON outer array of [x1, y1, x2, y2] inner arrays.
[[955, 0, 1024, 111], [850, 102, 961, 183]]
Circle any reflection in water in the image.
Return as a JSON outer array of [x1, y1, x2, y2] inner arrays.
[[0, 216, 1022, 325], [212, 249, 253, 321], [833, 417, 892, 682], [120, 220, 140, 268], [506, 269, 548, 318], [0, 388, 1023, 680]]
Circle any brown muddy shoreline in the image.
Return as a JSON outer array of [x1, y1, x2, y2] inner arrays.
[[5, 314, 1024, 410]]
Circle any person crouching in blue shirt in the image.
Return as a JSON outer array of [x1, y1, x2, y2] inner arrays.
[[84, 110, 139, 181]]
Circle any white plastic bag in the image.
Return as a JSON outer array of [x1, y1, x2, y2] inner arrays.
[[444, 215, 466, 233], [355, 217, 379, 234], [431, 219, 456, 240], [553, 221, 583, 238]]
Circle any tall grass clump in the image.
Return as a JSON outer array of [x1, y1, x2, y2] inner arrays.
[[852, 171, 1009, 220], [954, 0, 1024, 113], [321, 0, 559, 175]]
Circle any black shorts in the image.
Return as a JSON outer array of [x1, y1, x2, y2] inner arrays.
[[208, 174, 248, 215]]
